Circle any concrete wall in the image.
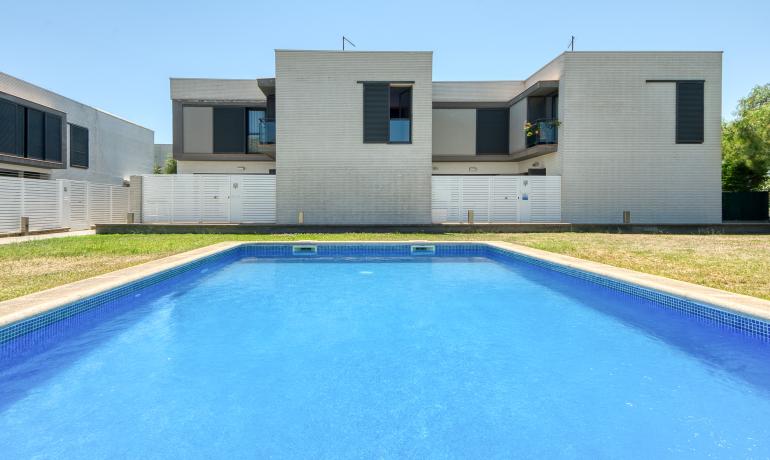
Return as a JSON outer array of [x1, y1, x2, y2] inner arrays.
[[509, 98, 527, 152], [559, 52, 722, 223], [170, 78, 266, 101], [432, 109, 475, 156], [433, 81, 524, 103], [0, 72, 154, 185], [177, 160, 275, 174], [182, 106, 213, 153], [275, 50, 433, 224], [431, 152, 560, 176]]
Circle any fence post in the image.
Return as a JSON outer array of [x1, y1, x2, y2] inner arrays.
[[20, 216, 29, 235], [467, 209, 474, 224]]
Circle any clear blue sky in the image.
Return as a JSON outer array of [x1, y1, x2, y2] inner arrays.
[[2, 0, 767, 143]]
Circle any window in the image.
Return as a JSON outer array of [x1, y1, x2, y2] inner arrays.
[[70, 124, 89, 168], [647, 79, 705, 144], [247, 109, 265, 153], [389, 85, 412, 143], [0, 97, 63, 163], [0, 99, 18, 156], [676, 81, 704, 144], [26, 108, 45, 160], [362, 82, 413, 144], [45, 113, 62, 162]]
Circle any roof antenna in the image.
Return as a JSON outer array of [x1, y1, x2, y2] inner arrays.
[[567, 35, 575, 51], [342, 36, 356, 51]]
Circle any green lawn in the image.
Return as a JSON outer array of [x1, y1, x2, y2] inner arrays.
[[2, 232, 769, 302]]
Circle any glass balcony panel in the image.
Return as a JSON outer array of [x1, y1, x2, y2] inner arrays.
[[389, 119, 411, 143]]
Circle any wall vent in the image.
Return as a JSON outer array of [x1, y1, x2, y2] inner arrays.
[[411, 245, 436, 255], [292, 245, 318, 255]]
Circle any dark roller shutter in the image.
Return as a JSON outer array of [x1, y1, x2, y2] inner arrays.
[[0, 99, 16, 155], [676, 81, 704, 144], [16, 106, 25, 156], [45, 113, 62, 162], [363, 83, 389, 143], [26, 108, 45, 159], [213, 107, 246, 153], [476, 109, 509, 154], [70, 125, 89, 168]]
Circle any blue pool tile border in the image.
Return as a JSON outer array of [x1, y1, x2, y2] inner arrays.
[[1, 242, 769, 346], [482, 245, 770, 340]]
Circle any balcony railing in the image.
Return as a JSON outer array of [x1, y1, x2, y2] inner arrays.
[[525, 118, 559, 148], [389, 118, 411, 143], [259, 119, 276, 144]]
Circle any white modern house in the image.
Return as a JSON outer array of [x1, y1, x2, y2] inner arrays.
[[0, 72, 155, 234], [159, 49, 722, 225], [0, 72, 154, 184]]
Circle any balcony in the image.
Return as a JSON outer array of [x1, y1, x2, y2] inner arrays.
[[525, 119, 558, 148], [389, 118, 411, 143], [259, 119, 276, 144], [245, 118, 276, 157]]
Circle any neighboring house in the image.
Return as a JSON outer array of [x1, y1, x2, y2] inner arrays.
[[0, 72, 154, 185], [169, 50, 722, 224]]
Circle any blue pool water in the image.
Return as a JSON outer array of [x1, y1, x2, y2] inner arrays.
[[1, 245, 770, 458]]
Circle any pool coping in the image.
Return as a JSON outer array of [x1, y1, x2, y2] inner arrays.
[[0, 240, 769, 330]]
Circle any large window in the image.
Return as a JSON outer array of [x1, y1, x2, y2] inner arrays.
[[0, 97, 63, 163], [362, 82, 413, 144], [69, 124, 89, 168], [389, 85, 412, 143]]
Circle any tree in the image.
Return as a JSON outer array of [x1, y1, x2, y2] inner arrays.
[[722, 84, 770, 191], [163, 158, 177, 175]]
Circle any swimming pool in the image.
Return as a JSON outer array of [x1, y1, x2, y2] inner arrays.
[[1, 243, 769, 458]]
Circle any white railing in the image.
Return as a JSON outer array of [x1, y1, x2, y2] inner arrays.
[[141, 174, 276, 224], [0, 176, 130, 234], [431, 175, 561, 223]]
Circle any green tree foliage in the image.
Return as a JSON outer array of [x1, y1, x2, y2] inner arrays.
[[722, 84, 770, 191], [163, 158, 177, 175]]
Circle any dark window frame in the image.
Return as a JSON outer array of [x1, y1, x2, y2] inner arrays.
[[0, 94, 65, 165], [69, 123, 89, 169], [388, 85, 413, 144], [361, 81, 415, 145]]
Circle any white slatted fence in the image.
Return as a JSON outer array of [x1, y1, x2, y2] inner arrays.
[[0, 176, 130, 234], [141, 174, 276, 224], [431, 175, 561, 223]]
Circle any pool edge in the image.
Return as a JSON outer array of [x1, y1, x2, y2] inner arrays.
[[1, 240, 769, 335], [0, 241, 243, 329], [486, 241, 770, 323]]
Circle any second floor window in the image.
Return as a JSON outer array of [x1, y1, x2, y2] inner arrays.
[[363, 82, 413, 144], [389, 85, 412, 143]]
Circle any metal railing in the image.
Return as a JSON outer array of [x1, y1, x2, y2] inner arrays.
[[525, 118, 558, 148], [259, 119, 276, 144]]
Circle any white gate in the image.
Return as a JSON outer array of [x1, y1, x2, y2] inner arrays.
[[431, 176, 561, 223], [141, 174, 276, 224], [0, 177, 130, 234]]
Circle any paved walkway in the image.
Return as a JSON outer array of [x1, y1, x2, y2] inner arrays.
[[0, 230, 95, 245]]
